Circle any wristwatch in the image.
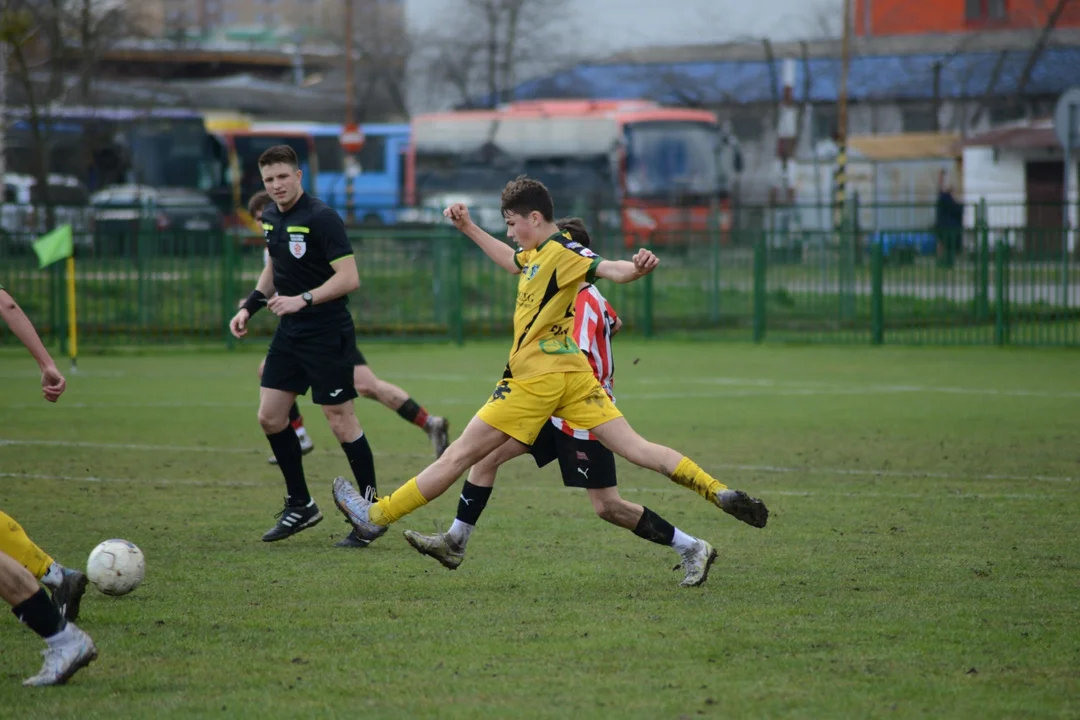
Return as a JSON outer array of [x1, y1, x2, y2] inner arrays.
[[302, 292, 314, 307]]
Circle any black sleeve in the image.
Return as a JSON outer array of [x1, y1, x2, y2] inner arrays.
[[312, 207, 353, 264]]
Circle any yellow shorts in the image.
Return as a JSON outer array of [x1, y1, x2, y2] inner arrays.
[[476, 371, 623, 446]]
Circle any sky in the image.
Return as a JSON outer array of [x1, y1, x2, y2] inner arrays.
[[406, 0, 844, 55]]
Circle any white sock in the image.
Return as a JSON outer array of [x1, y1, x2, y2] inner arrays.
[[295, 426, 309, 441], [670, 528, 698, 555], [447, 518, 474, 547], [45, 622, 75, 647], [40, 563, 63, 590]]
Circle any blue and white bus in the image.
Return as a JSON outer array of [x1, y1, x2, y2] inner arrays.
[[251, 121, 410, 225]]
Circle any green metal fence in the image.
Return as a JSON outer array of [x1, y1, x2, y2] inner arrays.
[[0, 207, 1077, 350]]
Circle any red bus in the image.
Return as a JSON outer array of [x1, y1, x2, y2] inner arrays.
[[404, 99, 741, 248]]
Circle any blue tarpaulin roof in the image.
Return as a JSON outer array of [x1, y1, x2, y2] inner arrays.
[[507, 47, 1080, 105]]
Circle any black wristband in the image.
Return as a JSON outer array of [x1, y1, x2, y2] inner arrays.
[[241, 290, 267, 316]]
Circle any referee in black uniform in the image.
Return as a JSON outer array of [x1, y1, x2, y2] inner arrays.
[[230, 145, 378, 543]]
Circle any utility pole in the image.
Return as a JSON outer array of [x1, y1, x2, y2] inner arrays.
[[834, 0, 852, 233], [344, 0, 356, 223]]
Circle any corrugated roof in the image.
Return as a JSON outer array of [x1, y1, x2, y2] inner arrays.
[[508, 46, 1080, 106], [961, 119, 1060, 148]]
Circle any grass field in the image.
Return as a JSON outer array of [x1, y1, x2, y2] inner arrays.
[[0, 341, 1078, 719]]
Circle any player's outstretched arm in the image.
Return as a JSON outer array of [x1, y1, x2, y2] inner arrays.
[[595, 249, 660, 284], [444, 203, 519, 275], [0, 288, 66, 402]]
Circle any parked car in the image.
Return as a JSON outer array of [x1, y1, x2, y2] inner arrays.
[[90, 185, 224, 255], [0, 173, 92, 245]]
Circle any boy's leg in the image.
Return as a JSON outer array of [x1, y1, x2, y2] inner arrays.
[[1, 552, 97, 687], [402, 437, 529, 569], [590, 417, 768, 528], [586, 488, 718, 587], [333, 375, 561, 540], [0, 511, 54, 581], [268, 400, 313, 465], [552, 372, 768, 529], [258, 386, 323, 542], [353, 363, 450, 458], [0, 512, 89, 621]]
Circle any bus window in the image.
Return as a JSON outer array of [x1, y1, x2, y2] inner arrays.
[[314, 136, 344, 173], [357, 135, 387, 174]]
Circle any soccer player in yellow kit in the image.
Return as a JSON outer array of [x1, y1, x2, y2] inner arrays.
[[332, 176, 768, 551], [0, 283, 97, 685]]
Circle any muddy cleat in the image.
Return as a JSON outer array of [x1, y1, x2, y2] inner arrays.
[[331, 477, 388, 544], [402, 530, 465, 570], [715, 490, 769, 528], [23, 624, 97, 687], [425, 416, 450, 458], [269, 433, 315, 465], [334, 530, 371, 548], [50, 568, 88, 622], [675, 539, 718, 587], [261, 498, 323, 542]]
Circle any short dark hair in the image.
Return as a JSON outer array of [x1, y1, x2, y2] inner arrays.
[[258, 145, 299, 169], [247, 190, 272, 217], [556, 217, 591, 248], [501, 175, 554, 222]]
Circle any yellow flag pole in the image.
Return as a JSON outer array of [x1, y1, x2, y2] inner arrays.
[[65, 254, 77, 372]]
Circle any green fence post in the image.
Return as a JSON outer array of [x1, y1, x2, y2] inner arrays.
[[709, 204, 721, 324], [871, 239, 884, 345], [223, 227, 238, 350], [450, 232, 465, 346], [975, 198, 990, 323], [994, 240, 1009, 346], [752, 233, 766, 343]]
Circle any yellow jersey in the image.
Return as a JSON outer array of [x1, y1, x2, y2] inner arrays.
[[506, 232, 602, 380]]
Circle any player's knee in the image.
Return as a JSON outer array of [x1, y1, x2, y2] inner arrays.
[[257, 408, 288, 434], [353, 377, 378, 399]]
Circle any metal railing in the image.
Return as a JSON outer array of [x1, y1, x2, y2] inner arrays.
[[0, 204, 1077, 350]]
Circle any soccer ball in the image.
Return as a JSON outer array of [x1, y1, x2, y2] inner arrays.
[[86, 539, 145, 596]]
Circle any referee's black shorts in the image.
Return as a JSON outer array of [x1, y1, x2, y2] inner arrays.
[[529, 420, 617, 489], [261, 315, 360, 405]]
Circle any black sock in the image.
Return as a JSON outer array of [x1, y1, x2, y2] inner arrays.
[[396, 398, 430, 428], [342, 433, 377, 498], [632, 507, 677, 546], [267, 427, 310, 506], [288, 402, 301, 424], [456, 481, 493, 526], [12, 589, 65, 639]]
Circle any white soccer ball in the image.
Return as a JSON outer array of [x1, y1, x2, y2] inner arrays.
[[86, 539, 145, 596]]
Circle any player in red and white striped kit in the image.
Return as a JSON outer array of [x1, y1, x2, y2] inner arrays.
[[403, 218, 719, 587]]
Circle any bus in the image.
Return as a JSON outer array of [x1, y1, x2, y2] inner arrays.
[[252, 121, 410, 225], [209, 129, 318, 228], [404, 100, 742, 248], [4, 106, 222, 195]]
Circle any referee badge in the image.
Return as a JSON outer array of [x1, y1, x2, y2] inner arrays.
[[289, 233, 307, 259]]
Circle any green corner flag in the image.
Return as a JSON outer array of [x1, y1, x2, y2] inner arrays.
[[33, 224, 73, 269]]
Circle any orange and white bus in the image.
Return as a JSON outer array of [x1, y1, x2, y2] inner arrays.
[[404, 99, 741, 248]]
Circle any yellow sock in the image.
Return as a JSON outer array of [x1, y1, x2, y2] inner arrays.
[[0, 511, 53, 580], [670, 457, 727, 503], [369, 478, 429, 526]]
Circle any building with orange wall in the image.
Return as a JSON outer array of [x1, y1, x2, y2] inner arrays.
[[856, 0, 1080, 37]]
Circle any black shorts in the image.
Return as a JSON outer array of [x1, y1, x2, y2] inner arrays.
[[529, 420, 617, 489], [262, 318, 360, 405]]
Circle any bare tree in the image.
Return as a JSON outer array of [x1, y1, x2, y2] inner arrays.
[[315, 0, 411, 121], [0, 0, 134, 228], [413, 0, 580, 110]]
